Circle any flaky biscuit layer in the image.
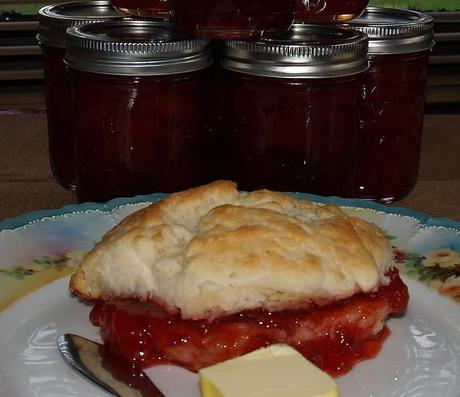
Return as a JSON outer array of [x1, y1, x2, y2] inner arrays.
[[70, 181, 392, 319]]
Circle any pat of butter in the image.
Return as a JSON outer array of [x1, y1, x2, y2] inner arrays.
[[199, 344, 338, 397]]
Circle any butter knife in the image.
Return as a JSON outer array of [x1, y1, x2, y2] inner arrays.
[[58, 334, 165, 397]]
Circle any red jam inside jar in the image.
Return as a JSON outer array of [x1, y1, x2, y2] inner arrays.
[[168, 0, 296, 39], [348, 8, 434, 202], [220, 26, 368, 196], [65, 21, 212, 202], [40, 46, 76, 191], [111, 0, 171, 19], [295, 0, 368, 23], [355, 51, 430, 202], [90, 268, 409, 377], [70, 70, 209, 202], [38, 2, 128, 191], [222, 72, 362, 196]]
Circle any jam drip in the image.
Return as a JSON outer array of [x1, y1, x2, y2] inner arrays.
[[100, 346, 164, 397], [90, 268, 408, 376]]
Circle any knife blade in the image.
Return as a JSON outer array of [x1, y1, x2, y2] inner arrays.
[[58, 333, 165, 397]]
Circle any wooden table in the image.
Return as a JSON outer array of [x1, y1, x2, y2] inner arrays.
[[0, 111, 459, 223]]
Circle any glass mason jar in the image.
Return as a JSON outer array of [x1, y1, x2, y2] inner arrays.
[[65, 21, 212, 203], [295, 0, 368, 23], [168, 0, 296, 39], [346, 8, 434, 203], [220, 25, 368, 196], [111, 0, 171, 19], [37, 1, 126, 191]]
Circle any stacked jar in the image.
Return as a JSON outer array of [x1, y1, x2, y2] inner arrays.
[[158, 0, 370, 196], [39, 0, 433, 202], [213, 0, 371, 195]]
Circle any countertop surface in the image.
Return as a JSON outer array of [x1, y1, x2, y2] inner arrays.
[[0, 111, 459, 224]]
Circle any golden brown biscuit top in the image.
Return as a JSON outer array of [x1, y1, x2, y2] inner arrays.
[[70, 181, 392, 319]]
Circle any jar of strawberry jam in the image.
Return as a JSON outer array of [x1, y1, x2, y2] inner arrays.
[[220, 25, 368, 196], [168, 0, 296, 39], [346, 8, 434, 203], [65, 21, 212, 203], [37, 1, 126, 191], [295, 0, 368, 23], [111, 0, 171, 19]]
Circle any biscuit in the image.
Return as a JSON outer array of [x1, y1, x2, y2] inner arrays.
[[70, 180, 392, 320]]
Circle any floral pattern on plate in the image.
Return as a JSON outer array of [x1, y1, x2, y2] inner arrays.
[[394, 248, 460, 302], [343, 205, 460, 302]]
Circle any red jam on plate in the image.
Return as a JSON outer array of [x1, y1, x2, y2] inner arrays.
[[90, 268, 408, 377]]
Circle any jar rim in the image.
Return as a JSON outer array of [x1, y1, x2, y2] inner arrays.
[[37, 0, 130, 48], [221, 25, 368, 79], [344, 7, 435, 54], [65, 20, 212, 76]]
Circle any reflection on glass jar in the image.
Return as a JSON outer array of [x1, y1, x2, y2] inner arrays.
[[294, 0, 368, 23], [346, 8, 434, 203], [37, 1, 125, 191], [65, 21, 212, 203], [220, 25, 368, 196], [168, 0, 296, 39], [111, 0, 171, 19]]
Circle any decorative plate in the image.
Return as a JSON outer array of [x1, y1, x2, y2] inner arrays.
[[0, 193, 459, 397]]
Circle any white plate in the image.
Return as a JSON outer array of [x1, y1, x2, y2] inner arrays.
[[0, 275, 459, 397]]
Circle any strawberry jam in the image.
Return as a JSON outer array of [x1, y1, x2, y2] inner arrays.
[[90, 268, 408, 376], [100, 346, 165, 397]]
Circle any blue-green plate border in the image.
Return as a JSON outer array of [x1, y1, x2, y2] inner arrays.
[[1, 192, 459, 232]]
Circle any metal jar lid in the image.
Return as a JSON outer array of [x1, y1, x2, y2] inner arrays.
[[38, 1, 130, 48], [221, 25, 368, 79], [65, 20, 212, 76], [345, 7, 434, 55]]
